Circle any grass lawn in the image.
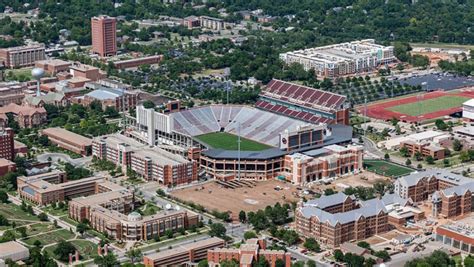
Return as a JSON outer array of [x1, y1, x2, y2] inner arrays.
[[0, 203, 40, 221], [60, 216, 79, 227], [25, 222, 56, 236], [195, 132, 272, 151], [23, 229, 75, 246], [140, 202, 161, 216], [387, 95, 470, 116], [45, 240, 98, 261], [364, 160, 415, 177]]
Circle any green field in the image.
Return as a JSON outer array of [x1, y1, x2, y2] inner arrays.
[[387, 95, 470, 116], [364, 160, 414, 177], [23, 229, 75, 246], [0, 203, 40, 221], [195, 132, 272, 151]]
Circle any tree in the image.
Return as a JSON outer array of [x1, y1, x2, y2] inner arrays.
[[93, 254, 119, 267], [198, 260, 209, 267], [254, 257, 269, 267], [76, 222, 89, 236], [425, 156, 435, 165], [243, 231, 257, 240], [0, 190, 8, 203], [239, 210, 246, 223], [126, 249, 143, 263], [417, 163, 422, 169], [414, 151, 423, 161], [435, 119, 447, 131], [165, 229, 174, 239], [306, 260, 316, 267], [373, 250, 391, 262], [465, 255, 474, 267], [460, 151, 470, 162], [334, 249, 344, 262], [142, 100, 155, 109], [209, 223, 226, 238], [17, 226, 27, 238], [384, 153, 390, 160], [303, 238, 321, 252], [33, 240, 42, 248], [324, 188, 336, 196], [357, 241, 371, 250], [54, 240, 76, 262], [0, 214, 8, 226], [400, 147, 409, 157], [275, 259, 285, 267], [453, 139, 463, 151], [38, 213, 48, 221]]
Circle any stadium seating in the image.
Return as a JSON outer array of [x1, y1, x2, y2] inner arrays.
[[256, 79, 347, 125], [169, 105, 310, 147]]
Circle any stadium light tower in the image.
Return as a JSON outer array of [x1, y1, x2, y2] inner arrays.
[[237, 122, 241, 181], [31, 68, 45, 97]]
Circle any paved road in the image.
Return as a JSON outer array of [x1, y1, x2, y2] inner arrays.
[[37, 152, 92, 167]]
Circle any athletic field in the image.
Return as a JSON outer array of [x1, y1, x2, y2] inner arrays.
[[195, 132, 271, 151], [364, 160, 414, 178], [360, 90, 474, 122], [387, 95, 470, 116]]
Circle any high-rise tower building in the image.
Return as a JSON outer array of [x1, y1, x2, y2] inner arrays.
[[91, 15, 117, 57]]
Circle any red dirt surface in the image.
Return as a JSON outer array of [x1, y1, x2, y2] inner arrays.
[[358, 89, 474, 122]]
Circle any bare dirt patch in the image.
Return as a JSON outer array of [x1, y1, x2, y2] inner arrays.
[[171, 180, 299, 217]]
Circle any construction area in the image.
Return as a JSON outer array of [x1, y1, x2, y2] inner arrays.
[[170, 179, 299, 218]]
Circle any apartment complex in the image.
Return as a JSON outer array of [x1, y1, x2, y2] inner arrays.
[[295, 192, 389, 247], [92, 134, 198, 186], [91, 16, 117, 57], [40, 127, 93, 156], [432, 182, 474, 219], [393, 169, 468, 202], [143, 237, 225, 266], [112, 55, 163, 70], [199, 16, 225, 30], [0, 82, 25, 107], [279, 39, 395, 78], [0, 103, 47, 128], [281, 144, 363, 184], [17, 171, 103, 205], [207, 239, 291, 267], [0, 128, 14, 160], [77, 87, 137, 111], [69, 182, 199, 241], [0, 44, 45, 68]]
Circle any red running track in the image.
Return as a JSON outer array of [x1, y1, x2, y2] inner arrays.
[[358, 90, 474, 123]]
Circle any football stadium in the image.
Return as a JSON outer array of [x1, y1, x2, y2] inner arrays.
[[133, 80, 361, 183]]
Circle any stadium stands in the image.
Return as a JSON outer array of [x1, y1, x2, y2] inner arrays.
[[257, 79, 350, 125], [170, 105, 309, 147]]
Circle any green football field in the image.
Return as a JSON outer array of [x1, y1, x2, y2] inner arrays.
[[387, 95, 470, 116], [195, 132, 272, 151], [364, 160, 414, 178]]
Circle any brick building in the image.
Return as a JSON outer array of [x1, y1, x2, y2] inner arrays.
[[91, 16, 117, 57], [182, 16, 200, 29], [92, 134, 198, 186], [0, 82, 25, 107], [40, 127, 92, 156], [0, 44, 45, 68], [78, 87, 137, 111], [199, 16, 225, 30], [394, 169, 469, 203], [435, 224, 474, 254], [35, 59, 71, 75], [69, 181, 199, 241], [0, 158, 16, 176], [112, 55, 163, 70], [295, 192, 389, 248], [69, 62, 105, 81], [143, 237, 225, 266], [400, 140, 446, 160], [0, 128, 14, 160], [207, 239, 291, 267], [17, 171, 103, 205], [0, 103, 47, 128]]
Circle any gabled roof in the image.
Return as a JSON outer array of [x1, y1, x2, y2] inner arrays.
[[306, 192, 355, 209], [300, 195, 387, 226], [441, 182, 474, 197], [396, 169, 470, 188], [381, 193, 412, 207]]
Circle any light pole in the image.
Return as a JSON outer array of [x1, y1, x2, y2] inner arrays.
[[237, 122, 241, 181]]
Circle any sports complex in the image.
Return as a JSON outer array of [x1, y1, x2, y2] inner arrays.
[[359, 89, 474, 122], [134, 79, 363, 184]]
